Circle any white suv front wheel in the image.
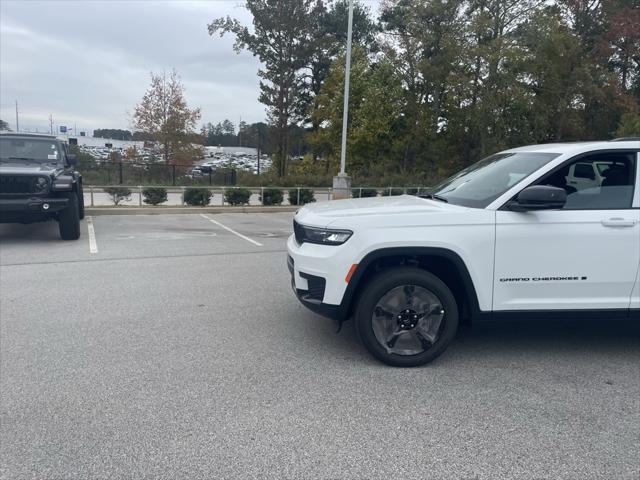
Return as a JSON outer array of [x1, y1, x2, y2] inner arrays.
[[354, 267, 459, 367]]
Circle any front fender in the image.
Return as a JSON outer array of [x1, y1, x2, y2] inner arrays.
[[343, 246, 486, 322]]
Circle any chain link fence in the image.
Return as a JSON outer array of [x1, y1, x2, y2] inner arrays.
[[79, 161, 237, 187]]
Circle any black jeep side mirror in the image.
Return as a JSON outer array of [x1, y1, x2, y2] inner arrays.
[[67, 154, 77, 167], [508, 185, 567, 211]]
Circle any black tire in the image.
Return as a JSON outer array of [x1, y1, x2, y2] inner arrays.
[[78, 184, 85, 220], [354, 267, 459, 367], [58, 193, 81, 240]]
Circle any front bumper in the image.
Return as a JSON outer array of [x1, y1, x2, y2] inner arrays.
[[0, 197, 68, 215], [288, 254, 345, 321], [287, 235, 354, 322]]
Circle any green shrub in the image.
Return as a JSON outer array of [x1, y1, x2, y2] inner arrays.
[[288, 188, 315, 205], [381, 187, 405, 196], [184, 187, 212, 206], [224, 188, 252, 205], [142, 187, 168, 205], [260, 188, 283, 206], [103, 187, 132, 205], [352, 188, 378, 198]]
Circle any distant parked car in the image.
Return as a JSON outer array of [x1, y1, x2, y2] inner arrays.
[[188, 168, 204, 179]]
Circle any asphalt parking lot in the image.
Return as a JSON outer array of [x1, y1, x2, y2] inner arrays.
[[1, 213, 639, 479]]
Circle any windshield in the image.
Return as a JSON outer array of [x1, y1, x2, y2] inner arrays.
[[0, 137, 61, 164], [430, 152, 560, 208]]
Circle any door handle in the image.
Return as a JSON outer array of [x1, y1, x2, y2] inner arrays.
[[601, 218, 636, 228]]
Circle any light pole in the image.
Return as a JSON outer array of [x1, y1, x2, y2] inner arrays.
[[332, 0, 354, 199]]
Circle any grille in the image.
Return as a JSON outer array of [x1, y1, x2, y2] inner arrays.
[[0, 175, 49, 195], [293, 219, 305, 244]]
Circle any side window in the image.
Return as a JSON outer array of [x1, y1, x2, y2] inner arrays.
[[538, 152, 637, 210], [573, 163, 596, 180]]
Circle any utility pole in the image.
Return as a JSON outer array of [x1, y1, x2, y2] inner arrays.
[[257, 126, 261, 176], [332, 0, 354, 199], [49, 114, 54, 135], [239, 115, 242, 147], [15, 100, 19, 133]]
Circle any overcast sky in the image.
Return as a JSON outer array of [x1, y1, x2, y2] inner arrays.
[[0, 1, 277, 134]]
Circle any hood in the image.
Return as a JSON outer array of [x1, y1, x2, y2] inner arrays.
[[0, 163, 60, 175], [296, 194, 469, 228]]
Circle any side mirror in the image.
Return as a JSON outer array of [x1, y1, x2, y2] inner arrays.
[[508, 185, 567, 211], [67, 154, 77, 167]]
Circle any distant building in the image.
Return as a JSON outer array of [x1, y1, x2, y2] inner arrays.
[[74, 136, 145, 149], [204, 146, 258, 156]]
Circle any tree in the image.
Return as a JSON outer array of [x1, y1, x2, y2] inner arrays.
[[202, 120, 240, 146], [206, 0, 639, 185], [131, 131, 155, 142], [616, 112, 640, 136], [511, 7, 589, 142], [93, 129, 132, 140], [302, 0, 377, 137], [221, 119, 235, 136], [310, 48, 404, 178], [238, 120, 248, 145], [209, 0, 314, 176], [243, 122, 273, 166], [0, 119, 11, 131], [603, 5, 640, 93], [557, 0, 639, 138], [379, 0, 467, 170], [133, 69, 201, 164]]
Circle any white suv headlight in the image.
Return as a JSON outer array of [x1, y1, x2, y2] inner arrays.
[[294, 221, 353, 246]]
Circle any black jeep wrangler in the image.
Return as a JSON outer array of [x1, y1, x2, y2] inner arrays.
[[0, 133, 84, 240]]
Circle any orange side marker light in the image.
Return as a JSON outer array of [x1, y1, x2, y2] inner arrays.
[[345, 264, 358, 284]]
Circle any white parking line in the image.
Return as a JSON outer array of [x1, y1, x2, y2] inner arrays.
[[199, 214, 263, 247], [86, 216, 98, 253]]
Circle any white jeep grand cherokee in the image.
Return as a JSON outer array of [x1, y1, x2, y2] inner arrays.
[[287, 139, 640, 367]]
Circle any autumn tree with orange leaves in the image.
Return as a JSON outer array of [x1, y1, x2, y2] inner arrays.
[[133, 69, 201, 164]]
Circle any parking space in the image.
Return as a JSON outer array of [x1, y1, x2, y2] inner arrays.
[[1, 213, 639, 479], [0, 220, 95, 265], [0, 212, 293, 266]]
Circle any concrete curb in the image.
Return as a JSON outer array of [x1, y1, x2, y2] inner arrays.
[[85, 206, 299, 216]]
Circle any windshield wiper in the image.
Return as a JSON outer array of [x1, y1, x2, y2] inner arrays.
[[419, 193, 449, 203]]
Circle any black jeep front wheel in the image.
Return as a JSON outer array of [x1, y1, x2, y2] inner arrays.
[[355, 267, 459, 367], [58, 193, 81, 240]]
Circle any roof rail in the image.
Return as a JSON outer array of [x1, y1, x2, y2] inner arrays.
[[610, 137, 640, 142]]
